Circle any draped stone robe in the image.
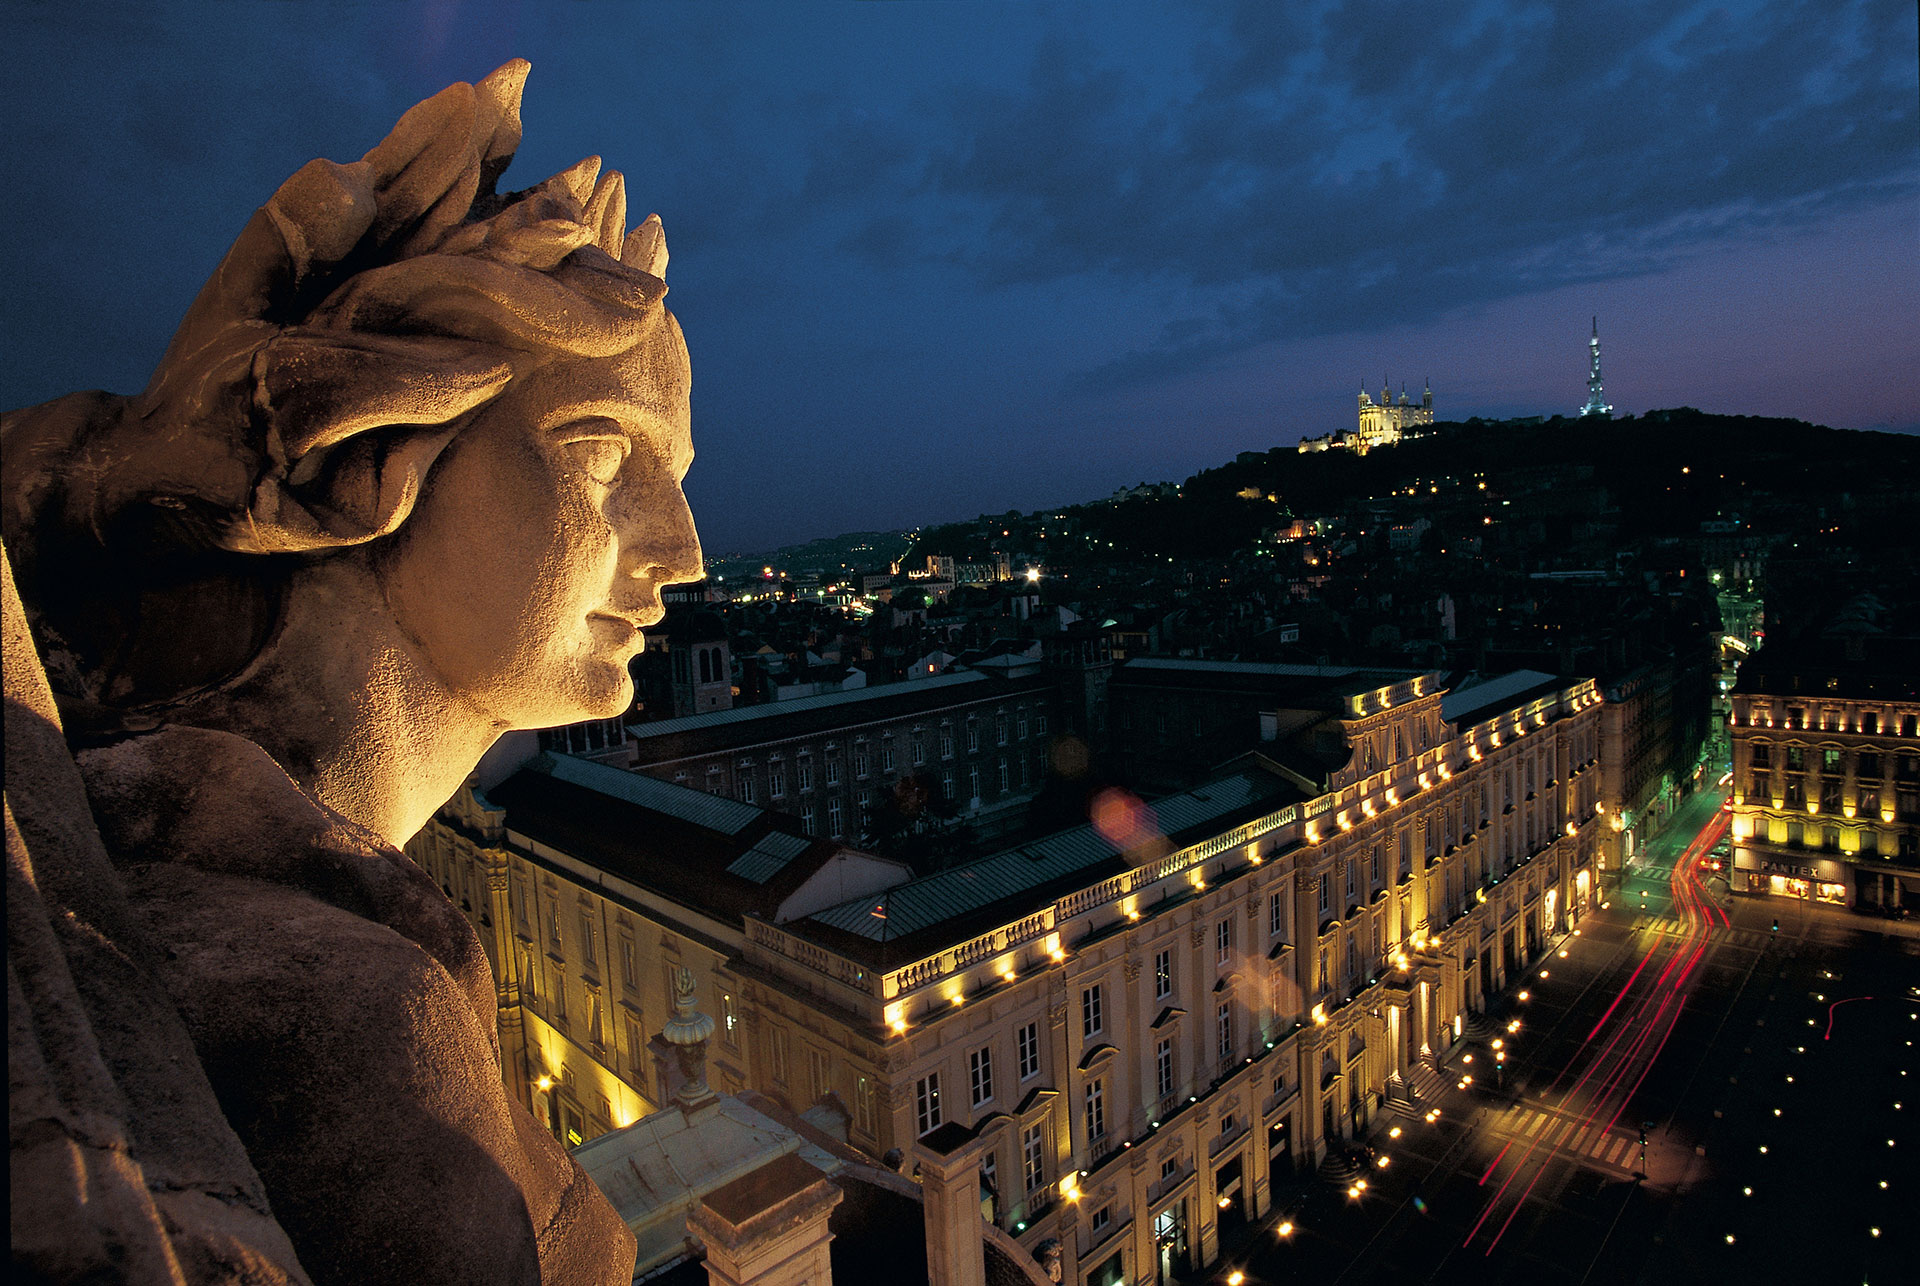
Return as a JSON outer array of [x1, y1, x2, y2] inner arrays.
[[6, 544, 636, 1285]]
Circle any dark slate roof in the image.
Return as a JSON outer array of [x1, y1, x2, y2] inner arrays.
[[629, 670, 1053, 763], [725, 831, 814, 884], [1112, 658, 1422, 708], [1732, 636, 1920, 702], [485, 755, 851, 925], [797, 766, 1305, 965], [1440, 670, 1569, 727]]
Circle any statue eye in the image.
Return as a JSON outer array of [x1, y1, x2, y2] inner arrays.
[[565, 437, 630, 487]]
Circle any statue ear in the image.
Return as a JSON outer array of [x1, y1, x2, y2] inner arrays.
[[230, 331, 513, 552]]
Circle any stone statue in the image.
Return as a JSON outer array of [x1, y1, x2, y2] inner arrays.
[[1035, 1237, 1064, 1284], [660, 964, 717, 1108], [5, 60, 701, 1284]]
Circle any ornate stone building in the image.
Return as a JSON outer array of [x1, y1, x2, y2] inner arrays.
[[1298, 379, 1434, 454], [411, 667, 1604, 1285], [1726, 636, 1920, 909]]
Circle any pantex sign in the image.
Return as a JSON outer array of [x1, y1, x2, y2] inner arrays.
[[1733, 850, 1847, 883]]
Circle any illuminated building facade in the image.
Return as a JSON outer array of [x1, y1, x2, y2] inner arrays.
[[1355, 378, 1434, 450], [1726, 639, 1920, 909], [1298, 379, 1434, 454], [410, 752, 909, 1147], [411, 666, 1603, 1285]]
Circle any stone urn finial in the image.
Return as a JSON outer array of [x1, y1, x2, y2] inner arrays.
[[662, 965, 717, 1110]]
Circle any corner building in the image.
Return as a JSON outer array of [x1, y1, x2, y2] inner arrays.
[[411, 667, 1603, 1285], [1727, 638, 1920, 909]]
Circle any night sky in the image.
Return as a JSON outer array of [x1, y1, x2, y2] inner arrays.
[[4, 1, 1915, 554]]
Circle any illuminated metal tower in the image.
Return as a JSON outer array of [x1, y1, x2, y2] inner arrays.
[[1580, 316, 1612, 418]]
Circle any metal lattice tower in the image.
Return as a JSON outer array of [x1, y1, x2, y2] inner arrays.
[[1581, 316, 1612, 418]]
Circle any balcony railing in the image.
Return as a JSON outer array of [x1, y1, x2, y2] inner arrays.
[[747, 684, 1603, 1021]]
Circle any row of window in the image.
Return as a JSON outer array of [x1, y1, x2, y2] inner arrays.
[[914, 1021, 1047, 1136], [1748, 744, 1920, 780], [1757, 818, 1920, 857], [683, 716, 1052, 805], [1742, 706, 1920, 736], [920, 1006, 1242, 1149], [1746, 774, 1920, 818]]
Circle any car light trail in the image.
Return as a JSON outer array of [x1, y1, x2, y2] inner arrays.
[[1467, 811, 1729, 1256], [1824, 996, 1874, 1041]]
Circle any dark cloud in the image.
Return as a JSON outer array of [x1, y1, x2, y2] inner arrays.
[[828, 0, 1917, 382], [3, 0, 1914, 553]]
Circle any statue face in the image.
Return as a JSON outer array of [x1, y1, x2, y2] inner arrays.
[[372, 311, 702, 729]]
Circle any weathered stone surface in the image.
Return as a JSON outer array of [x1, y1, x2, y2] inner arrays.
[[5, 58, 701, 1283]]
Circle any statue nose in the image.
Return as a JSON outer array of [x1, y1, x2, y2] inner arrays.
[[621, 489, 703, 587]]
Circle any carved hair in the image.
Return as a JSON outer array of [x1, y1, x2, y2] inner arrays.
[[1, 61, 676, 712]]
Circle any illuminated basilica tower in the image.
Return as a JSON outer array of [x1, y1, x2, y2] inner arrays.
[[1580, 316, 1612, 418]]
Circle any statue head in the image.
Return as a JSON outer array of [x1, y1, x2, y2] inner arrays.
[[3, 60, 702, 730]]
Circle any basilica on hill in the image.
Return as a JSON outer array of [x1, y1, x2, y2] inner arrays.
[[1298, 378, 1436, 455]]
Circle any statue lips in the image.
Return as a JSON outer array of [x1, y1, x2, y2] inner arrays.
[[586, 608, 655, 651]]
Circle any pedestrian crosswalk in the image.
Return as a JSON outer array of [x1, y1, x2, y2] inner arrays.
[[1495, 1102, 1641, 1171], [1630, 916, 1771, 948]]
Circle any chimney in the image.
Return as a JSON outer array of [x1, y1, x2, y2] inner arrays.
[[913, 1123, 989, 1286], [691, 1153, 842, 1286]]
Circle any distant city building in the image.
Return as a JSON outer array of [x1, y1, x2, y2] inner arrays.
[[1298, 378, 1434, 454], [1596, 646, 1716, 880], [634, 608, 735, 721], [1727, 635, 1919, 910], [1580, 317, 1612, 418], [624, 669, 1058, 846]]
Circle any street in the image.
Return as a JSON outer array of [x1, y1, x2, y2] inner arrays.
[[1213, 787, 1920, 1285]]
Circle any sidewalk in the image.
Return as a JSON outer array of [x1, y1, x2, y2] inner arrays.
[[1199, 910, 1620, 1281], [1727, 885, 1920, 944]]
